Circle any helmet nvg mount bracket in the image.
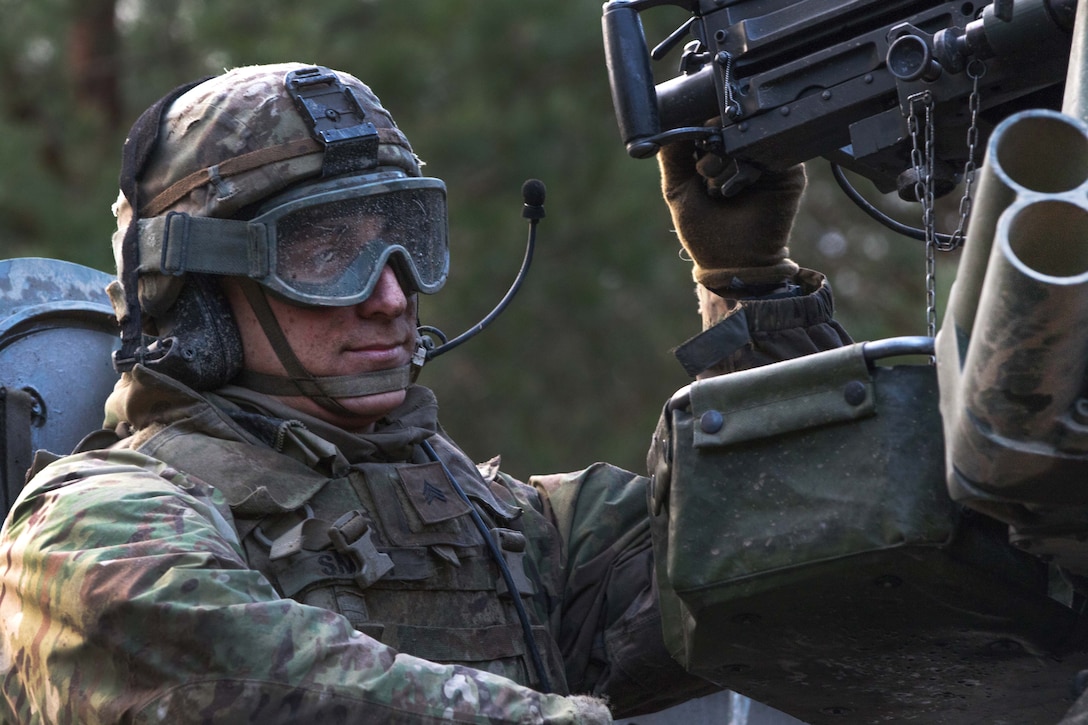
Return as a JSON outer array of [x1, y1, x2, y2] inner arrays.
[[285, 66, 380, 178]]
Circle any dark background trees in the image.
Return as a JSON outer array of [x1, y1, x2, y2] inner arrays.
[[0, 1, 959, 479]]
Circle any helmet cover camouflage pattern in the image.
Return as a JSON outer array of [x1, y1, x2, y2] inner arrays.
[[110, 62, 423, 319]]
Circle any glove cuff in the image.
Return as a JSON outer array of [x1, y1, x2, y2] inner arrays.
[[693, 257, 800, 290]]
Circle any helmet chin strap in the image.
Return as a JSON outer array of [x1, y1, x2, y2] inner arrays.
[[232, 279, 415, 416]]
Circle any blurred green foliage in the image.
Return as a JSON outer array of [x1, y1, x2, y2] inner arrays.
[[0, 0, 961, 479]]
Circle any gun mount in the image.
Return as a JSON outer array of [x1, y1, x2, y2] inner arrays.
[[937, 117, 1088, 576], [645, 102, 1088, 725], [631, 2, 1088, 722], [603, 0, 1074, 197]]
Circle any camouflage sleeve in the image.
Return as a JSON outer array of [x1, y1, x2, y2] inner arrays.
[[0, 449, 611, 725], [528, 463, 720, 717]]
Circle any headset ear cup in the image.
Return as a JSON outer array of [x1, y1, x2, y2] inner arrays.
[[148, 275, 243, 390]]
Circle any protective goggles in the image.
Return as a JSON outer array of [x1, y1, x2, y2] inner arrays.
[[138, 176, 449, 307]]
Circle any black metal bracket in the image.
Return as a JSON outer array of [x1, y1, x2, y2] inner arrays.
[[285, 66, 380, 177]]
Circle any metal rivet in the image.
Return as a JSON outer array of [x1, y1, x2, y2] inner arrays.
[[779, 105, 790, 116], [700, 410, 725, 434], [821, 706, 853, 716], [822, 90, 832, 100], [844, 380, 867, 406], [22, 387, 47, 427]]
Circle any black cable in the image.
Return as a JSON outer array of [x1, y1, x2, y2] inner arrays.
[[829, 162, 956, 246], [426, 180, 545, 361], [419, 439, 553, 694], [425, 221, 535, 359]]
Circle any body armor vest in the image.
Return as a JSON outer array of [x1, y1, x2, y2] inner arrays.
[[133, 397, 568, 694]]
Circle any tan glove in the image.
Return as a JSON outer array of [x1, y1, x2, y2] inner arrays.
[[659, 140, 805, 291]]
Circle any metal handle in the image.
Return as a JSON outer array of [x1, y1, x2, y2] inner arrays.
[[602, 1, 663, 158], [861, 336, 935, 361], [666, 337, 936, 413]]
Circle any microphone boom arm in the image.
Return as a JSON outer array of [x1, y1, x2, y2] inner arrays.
[[424, 180, 545, 361]]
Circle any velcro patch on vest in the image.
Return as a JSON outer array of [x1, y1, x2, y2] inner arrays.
[[396, 462, 471, 524], [271, 546, 436, 597]]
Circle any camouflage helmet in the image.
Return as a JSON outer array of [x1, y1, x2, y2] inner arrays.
[[109, 63, 440, 395], [116, 63, 419, 223]]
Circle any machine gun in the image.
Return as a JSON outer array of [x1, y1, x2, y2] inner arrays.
[[617, 1, 1088, 722], [603, 0, 1074, 200]]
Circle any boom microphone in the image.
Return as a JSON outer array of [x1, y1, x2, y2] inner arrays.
[[522, 178, 546, 219], [424, 179, 545, 360]]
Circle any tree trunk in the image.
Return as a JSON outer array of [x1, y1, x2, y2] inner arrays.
[[68, 0, 121, 128]]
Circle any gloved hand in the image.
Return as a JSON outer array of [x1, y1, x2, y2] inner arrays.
[[658, 139, 805, 292]]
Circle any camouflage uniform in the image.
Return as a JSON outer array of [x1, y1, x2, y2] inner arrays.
[[0, 62, 850, 723], [0, 273, 846, 723]]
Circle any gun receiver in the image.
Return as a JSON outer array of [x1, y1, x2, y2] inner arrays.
[[603, 0, 1074, 196]]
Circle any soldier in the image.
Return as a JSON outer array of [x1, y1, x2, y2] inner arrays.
[[0, 63, 848, 723]]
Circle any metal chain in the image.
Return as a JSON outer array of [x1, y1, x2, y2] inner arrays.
[[907, 60, 987, 342], [908, 90, 938, 338], [923, 98, 939, 340], [944, 60, 987, 250]]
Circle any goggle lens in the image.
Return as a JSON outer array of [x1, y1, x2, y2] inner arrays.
[[268, 183, 448, 304]]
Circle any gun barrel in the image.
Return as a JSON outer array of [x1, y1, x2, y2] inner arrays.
[[961, 198, 1088, 444], [944, 110, 1088, 340], [938, 109, 1088, 519], [1063, 0, 1088, 121]]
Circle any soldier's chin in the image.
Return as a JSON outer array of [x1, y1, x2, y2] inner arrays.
[[327, 389, 408, 431], [284, 388, 408, 432]]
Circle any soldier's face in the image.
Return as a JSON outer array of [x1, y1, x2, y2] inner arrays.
[[221, 264, 417, 431]]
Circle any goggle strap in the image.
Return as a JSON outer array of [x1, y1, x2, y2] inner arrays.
[[139, 213, 268, 278], [237, 279, 354, 416]]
